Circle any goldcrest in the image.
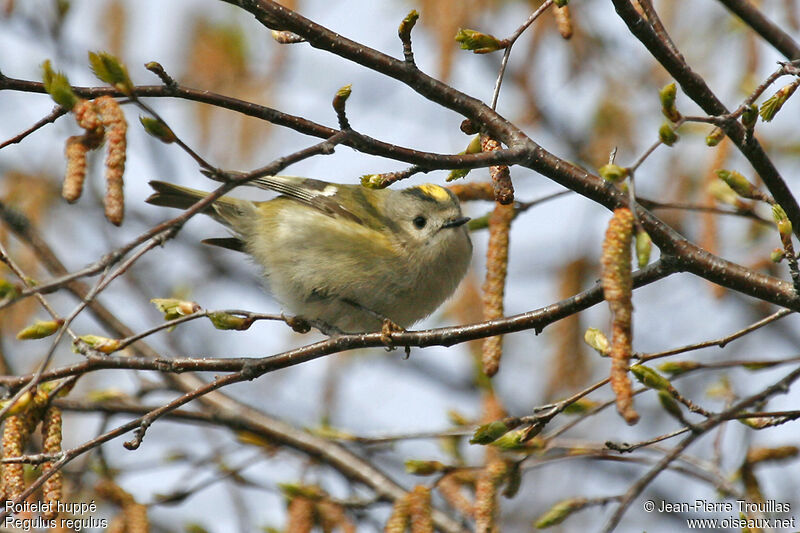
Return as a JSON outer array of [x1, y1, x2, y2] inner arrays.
[[146, 176, 472, 333]]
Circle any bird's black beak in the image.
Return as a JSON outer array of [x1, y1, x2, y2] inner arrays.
[[442, 216, 471, 229]]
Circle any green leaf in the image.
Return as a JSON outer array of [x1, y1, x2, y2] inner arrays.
[[207, 312, 250, 331], [41, 60, 78, 109], [657, 361, 701, 376], [759, 82, 799, 122], [715, 169, 756, 199], [535, 498, 588, 529], [398, 10, 419, 39], [88, 51, 133, 94], [630, 364, 674, 392], [659, 82, 681, 122], [705, 127, 725, 147], [455, 28, 505, 54], [584, 328, 610, 356], [404, 459, 446, 476], [139, 117, 176, 143], [635, 230, 651, 268], [772, 204, 792, 237], [658, 122, 678, 146], [598, 163, 629, 183], [470, 420, 511, 444], [17, 319, 63, 340]]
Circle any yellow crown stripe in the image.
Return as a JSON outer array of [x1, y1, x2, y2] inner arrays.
[[416, 184, 451, 203]]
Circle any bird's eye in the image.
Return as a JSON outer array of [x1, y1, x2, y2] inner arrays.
[[413, 215, 427, 229]]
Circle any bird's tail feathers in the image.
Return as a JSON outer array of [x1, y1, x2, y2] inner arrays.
[[146, 180, 249, 229]]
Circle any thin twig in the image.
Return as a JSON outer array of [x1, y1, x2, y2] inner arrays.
[[113, 310, 288, 352], [490, 0, 554, 110], [638, 309, 793, 361], [638, 198, 771, 225], [637, 0, 682, 59], [0, 106, 69, 149], [605, 427, 691, 453], [601, 363, 800, 532], [0, 262, 675, 390], [716, 0, 800, 59]]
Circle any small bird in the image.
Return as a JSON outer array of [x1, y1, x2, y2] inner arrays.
[[146, 176, 472, 333]]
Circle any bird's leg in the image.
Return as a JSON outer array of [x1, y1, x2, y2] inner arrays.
[[341, 298, 406, 351]]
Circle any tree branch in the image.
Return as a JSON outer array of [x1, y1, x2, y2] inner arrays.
[[611, 0, 800, 236], [0, 260, 675, 389], [0, 75, 522, 171], [716, 0, 800, 60]]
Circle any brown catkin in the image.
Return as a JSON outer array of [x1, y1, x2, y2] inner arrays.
[[745, 445, 799, 465], [40, 406, 63, 520], [317, 500, 356, 533], [546, 257, 591, 398], [95, 478, 150, 533], [447, 182, 495, 202], [553, 5, 573, 39], [473, 458, 508, 533], [123, 503, 149, 533], [72, 99, 103, 132], [95, 478, 133, 505], [472, 391, 507, 532], [740, 462, 764, 504], [601, 208, 638, 425], [95, 96, 127, 225], [286, 497, 315, 533], [106, 515, 126, 533], [480, 136, 514, 204], [384, 493, 410, 533], [481, 202, 515, 376], [2, 416, 27, 500], [63, 136, 89, 203], [437, 472, 475, 517], [63, 125, 103, 204], [408, 485, 434, 533], [1, 392, 47, 500]]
